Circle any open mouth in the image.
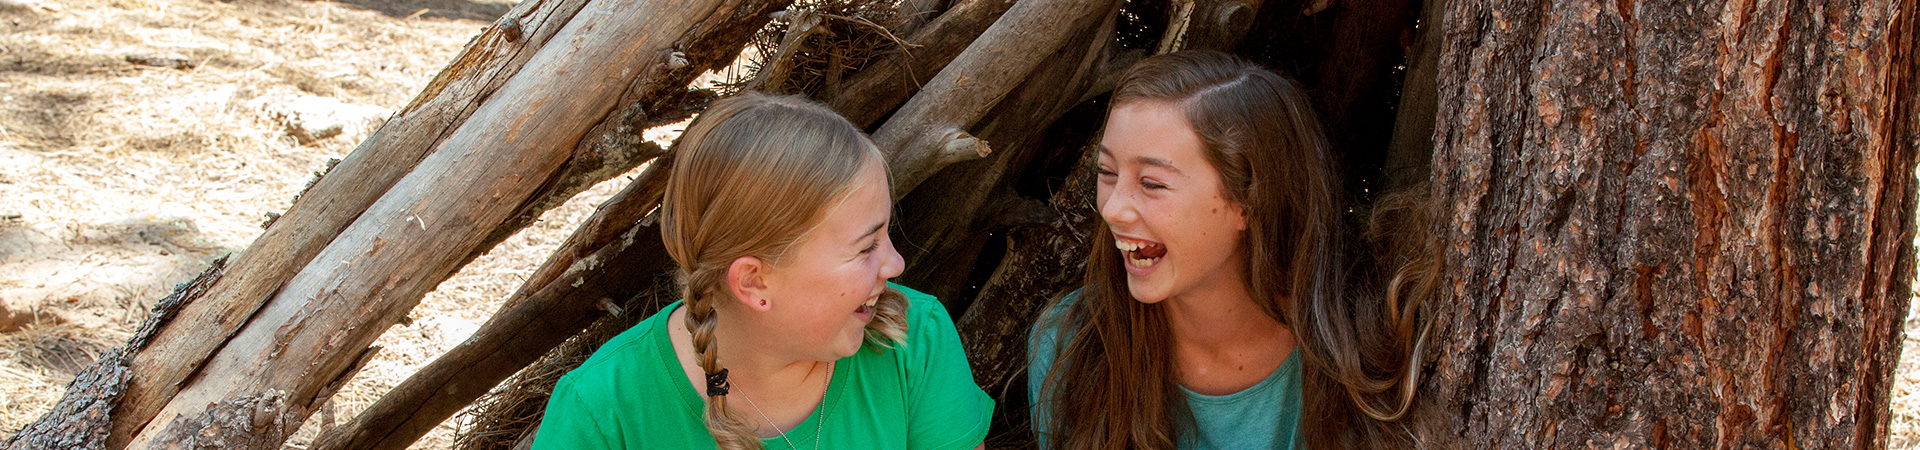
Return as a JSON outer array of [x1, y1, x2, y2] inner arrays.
[[1115, 236, 1166, 268], [855, 296, 878, 316]]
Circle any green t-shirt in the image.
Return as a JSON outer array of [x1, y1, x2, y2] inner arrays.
[[1027, 290, 1302, 450], [534, 284, 993, 450]]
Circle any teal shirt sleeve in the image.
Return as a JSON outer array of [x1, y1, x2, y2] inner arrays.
[[1025, 290, 1075, 449], [531, 375, 618, 450], [895, 284, 995, 450]]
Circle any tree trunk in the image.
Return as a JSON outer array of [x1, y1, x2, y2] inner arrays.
[[1421, 0, 1918, 447]]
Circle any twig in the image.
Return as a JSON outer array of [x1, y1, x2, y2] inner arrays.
[[816, 12, 921, 59]]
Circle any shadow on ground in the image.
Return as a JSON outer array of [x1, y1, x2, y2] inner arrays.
[[328, 0, 514, 22]]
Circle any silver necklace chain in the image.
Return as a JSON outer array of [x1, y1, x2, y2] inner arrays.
[[735, 362, 833, 450]]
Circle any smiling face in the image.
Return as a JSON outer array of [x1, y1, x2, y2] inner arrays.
[[1097, 100, 1249, 304], [754, 155, 905, 360]]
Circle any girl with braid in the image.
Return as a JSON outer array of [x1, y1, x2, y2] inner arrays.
[[1027, 50, 1439, 450], [534, 93, 994, 450]]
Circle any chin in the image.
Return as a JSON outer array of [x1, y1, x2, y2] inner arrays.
[[1126, 281, 1170, 304]]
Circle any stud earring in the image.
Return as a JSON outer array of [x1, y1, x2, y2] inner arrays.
[[759, 299, 767, 307]]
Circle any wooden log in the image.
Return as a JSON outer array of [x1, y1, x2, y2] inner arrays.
[[80, 1, 600, 447], [827, 0, 1018, 127], [891, 0, 952, 37], [467, 87, 712, 268], [1182, 0, 1265, 50], [1154, 0, 1266, 53], [309, 157, 677, 450], [894, 1, 1130, 303], [869, 0, 1126, 195], [112, 1, 787, 448]]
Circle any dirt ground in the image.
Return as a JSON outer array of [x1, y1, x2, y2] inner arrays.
[[0, 0, 1918, 448]]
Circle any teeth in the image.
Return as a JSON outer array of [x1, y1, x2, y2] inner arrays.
[[1114, 239, 1152, 252], [1126, 256, 1160, 267], [863, 297, 878, 307]]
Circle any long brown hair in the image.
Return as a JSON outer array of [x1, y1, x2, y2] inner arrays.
[[659, 92, 910, 450], [1038, 50, 1437, 449]]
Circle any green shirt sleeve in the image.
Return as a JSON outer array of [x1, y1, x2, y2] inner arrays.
[[896, 284, 995, 450], [531, 375, 618, 450]]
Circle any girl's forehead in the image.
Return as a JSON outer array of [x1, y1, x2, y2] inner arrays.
[[798, 160, 891, 245], [1101, 103, 1206, 168]]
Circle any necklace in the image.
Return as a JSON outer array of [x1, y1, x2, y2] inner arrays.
[[735, 361, 834, 450]]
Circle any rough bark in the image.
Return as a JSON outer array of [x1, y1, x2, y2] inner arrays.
[[1423, 0, 1918, 448], [3, 256, 226, 450]]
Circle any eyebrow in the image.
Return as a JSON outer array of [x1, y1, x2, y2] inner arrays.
[[852, 221, 885, 245], [1095, 145, 1185, 175]]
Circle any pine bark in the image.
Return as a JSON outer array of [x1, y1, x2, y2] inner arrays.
[[1422, 0, 1918, 447]]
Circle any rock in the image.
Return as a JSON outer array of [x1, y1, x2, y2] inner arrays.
[[252, 95, 392, 144]]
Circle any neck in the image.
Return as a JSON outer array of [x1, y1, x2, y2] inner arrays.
[[1162, 280, 1284, 352], [708, 304, 834, 402]]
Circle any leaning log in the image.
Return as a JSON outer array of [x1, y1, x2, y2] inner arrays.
[[0, 1, 790, 449], [308, 157, 679, 450], [827, 0, 1019, 127], [869, 0, 1124, 194], [93, 1, 597, 447]]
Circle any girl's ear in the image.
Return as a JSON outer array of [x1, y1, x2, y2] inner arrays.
[[727, 256, 774, 312], [1230, 201, 1250, 232]]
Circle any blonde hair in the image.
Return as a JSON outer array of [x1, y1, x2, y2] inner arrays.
[[659, 92, 910, 450]]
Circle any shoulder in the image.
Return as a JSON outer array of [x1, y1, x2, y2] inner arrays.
[[895, 283, 955, 329], [542, 304, 705, 448], [572, 303, 675, 375], [553, 304, 681, 408], [1028, 287, 1083, 353]]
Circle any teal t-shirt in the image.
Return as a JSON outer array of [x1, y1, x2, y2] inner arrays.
[[534, 284, 994, 450], [1027, 290, 1302, 450]]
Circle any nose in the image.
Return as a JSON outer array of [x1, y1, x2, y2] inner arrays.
[[878, 234, 905, 280], [1100, 183, 1140, 228]]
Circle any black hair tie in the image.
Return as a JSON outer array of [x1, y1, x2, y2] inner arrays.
[[705, 368, 731, 396]]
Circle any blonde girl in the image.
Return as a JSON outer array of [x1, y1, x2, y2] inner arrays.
[[535, 93, 994, 450]]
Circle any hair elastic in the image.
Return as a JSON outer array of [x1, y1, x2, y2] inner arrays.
[[705, 368, 731, 396]]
